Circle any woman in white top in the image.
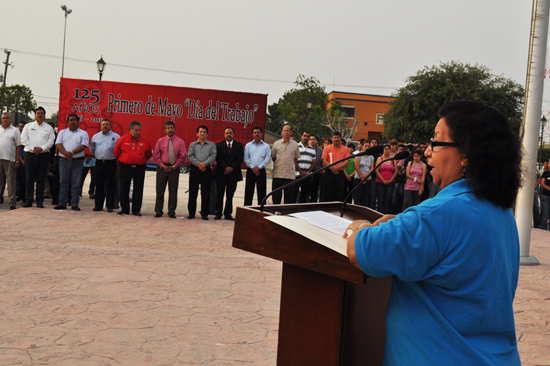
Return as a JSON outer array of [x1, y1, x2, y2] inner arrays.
[[354, 143, 375, 207]]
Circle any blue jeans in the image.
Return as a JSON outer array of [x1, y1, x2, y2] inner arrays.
[[541, 195, 550, 230], [59, 158, 84, 207]]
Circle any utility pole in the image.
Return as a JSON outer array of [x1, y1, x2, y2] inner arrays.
[[516, 0, 550, 266], [2, 49, 11, 87]]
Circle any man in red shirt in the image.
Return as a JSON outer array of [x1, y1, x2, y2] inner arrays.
[[321, 131, 350, 202], [114, 121, 152, 216]]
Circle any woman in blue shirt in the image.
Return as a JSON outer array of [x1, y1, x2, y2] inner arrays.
[[346, 101, 522, 365]]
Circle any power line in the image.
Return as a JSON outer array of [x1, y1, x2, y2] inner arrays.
[[4, 48, 397, 91]]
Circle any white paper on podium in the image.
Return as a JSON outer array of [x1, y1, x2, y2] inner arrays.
[[264, 214, 350, 257], [288, 210, 352, 236]]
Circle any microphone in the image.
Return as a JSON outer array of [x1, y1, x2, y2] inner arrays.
[[342, 150, 410, 211], [355, 145, 384, 157]]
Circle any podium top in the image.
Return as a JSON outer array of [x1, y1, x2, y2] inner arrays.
[[232, 202, 382, 284]]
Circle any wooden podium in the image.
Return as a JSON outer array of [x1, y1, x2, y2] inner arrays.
[[232, 202, 392, 366]]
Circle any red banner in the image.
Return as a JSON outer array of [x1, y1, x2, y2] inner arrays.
[[58, 78, 267, 150]]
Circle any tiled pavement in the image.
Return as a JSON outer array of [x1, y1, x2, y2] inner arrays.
[[0, 171, 548, 365]]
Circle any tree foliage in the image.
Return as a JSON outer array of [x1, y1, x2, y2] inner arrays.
[[0, 84, 37, 124], [45, 112, 58, 127], [383, 61, 525, 143], [266, 74, 329, 137]]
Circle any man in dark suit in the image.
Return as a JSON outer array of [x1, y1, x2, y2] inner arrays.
[[214, 127, 244, 220]]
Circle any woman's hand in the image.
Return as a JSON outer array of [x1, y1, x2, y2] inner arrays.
[[343, 220, 373, 238]]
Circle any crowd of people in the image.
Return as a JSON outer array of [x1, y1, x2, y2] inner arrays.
[[6, 106, 546, 228], [268, 128, 439, 215], [0, 107, 451, 218]]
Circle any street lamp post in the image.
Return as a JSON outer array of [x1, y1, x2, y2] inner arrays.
[[60, 5, 72, 78], [97, 56, 106, 81], [540, 116, 547, 168]]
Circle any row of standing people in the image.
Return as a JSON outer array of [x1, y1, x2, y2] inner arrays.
[[1, 107, 441, 218]]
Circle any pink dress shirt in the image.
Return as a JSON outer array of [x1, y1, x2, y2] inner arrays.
[[153, 135, 188, 168]]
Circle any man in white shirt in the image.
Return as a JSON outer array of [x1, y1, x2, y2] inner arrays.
[[0, 112, 22, 210], [90, 119, 120, 212], [53, 113, 89, 211], [20, 106, 55, 208], [271, 125, 300, 204]]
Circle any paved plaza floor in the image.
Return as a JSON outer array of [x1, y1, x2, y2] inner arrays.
[[0, 171, 549, 365]]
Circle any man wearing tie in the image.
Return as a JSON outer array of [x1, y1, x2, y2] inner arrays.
[[214, 127, 244, 220], [153, 121, 187, 218]]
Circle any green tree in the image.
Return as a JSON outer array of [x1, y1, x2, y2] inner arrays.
[[45, 112, 58, 127], [0, 84, 37, 124], [383, 61, 525, 143], [266, 75, 329, 137]]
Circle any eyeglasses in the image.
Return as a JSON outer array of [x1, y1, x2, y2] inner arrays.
[[429, 138, 459, 150]]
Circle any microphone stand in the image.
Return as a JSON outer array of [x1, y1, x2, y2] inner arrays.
[[259, 152, 359, 212], [342, 151, 410, 212]]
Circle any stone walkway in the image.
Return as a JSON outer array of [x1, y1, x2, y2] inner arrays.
[[0, 171, 548, 365]]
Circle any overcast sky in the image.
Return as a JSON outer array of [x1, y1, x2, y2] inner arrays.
[[0, 0, 538, 118]]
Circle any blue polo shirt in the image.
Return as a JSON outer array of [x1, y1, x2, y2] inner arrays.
[[355, 179, 520, 365]]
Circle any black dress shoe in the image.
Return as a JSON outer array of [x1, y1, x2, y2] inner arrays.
[[107, 208, 114, 212], [201, 215, 209, 221], [22, 201, 32, 208], [54, 205, 67, 210], [133, 212, 142, 217], [214, 215, 222, 220], [36, 203, 44, 208], [89, 195, 95, 199], [155, 212, 163, 218], [10, 206, 16, 210], [117, 211, 129, 216], [71, 206, 80, 211], [224, 215, 235, 221], [187, 214, 195, 219], [168, 213, 176, 218], [93, 207, 103, 211]]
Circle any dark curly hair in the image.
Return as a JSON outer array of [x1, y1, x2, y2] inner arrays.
[[438, 101, 522, 208]]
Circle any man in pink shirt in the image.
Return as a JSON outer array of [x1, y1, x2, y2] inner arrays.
[[153, 121, 187, 218]]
